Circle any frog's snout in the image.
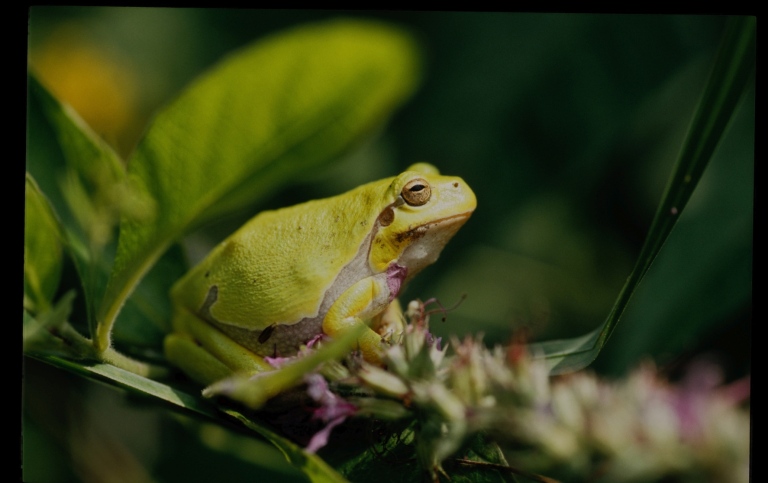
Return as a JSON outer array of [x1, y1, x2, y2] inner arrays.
[[445, 177, 477, 216]]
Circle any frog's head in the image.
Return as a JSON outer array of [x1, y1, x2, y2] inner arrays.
[[370, 163, 476, 279]]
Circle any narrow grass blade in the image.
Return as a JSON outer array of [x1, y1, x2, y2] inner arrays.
[[533, 16, 756, 374]]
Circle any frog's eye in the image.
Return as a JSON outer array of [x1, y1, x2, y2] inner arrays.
[[402, 178, 431, 206]]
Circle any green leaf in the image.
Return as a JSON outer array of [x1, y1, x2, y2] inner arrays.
[[24, 300, 77, 358], [97, 19, 421, 352], [24, 175, 64, 313], [29, 351, 217, 415], [324, 422, 423, 482], [532, 16, 756, 374], [112, 243, 189, 352], [325, 425, 515, 482], [595, 86, 753, 376], [26, 74, 138, 336], [26, 74, 126, 226], [225, 410, 349, 483], [27, 350, 348, 483], [204, 323, 367, 409]]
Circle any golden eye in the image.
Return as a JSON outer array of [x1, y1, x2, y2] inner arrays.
[[402, 178, 431, 206]]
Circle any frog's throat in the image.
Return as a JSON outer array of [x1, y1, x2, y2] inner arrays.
[[397, 211, 473, 280]]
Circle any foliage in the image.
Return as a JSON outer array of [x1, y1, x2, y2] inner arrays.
[[24, 12, 753, 483]]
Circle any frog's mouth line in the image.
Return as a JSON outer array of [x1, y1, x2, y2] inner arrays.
[[428, 211, 474, 226], [415, 211, 474, 231], [396, 211, 473, 243]]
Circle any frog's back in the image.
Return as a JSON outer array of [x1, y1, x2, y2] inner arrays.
[[173, 178, 393, 330]]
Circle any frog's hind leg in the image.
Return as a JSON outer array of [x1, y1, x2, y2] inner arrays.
[[164, 333, 233, 386], [166, 308, 273, 385]]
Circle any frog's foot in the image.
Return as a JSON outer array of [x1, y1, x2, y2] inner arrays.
[[323, 273, 398, 365], [371, 298, 405, 344]]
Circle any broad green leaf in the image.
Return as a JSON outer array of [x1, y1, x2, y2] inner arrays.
[[532, 16, 756, 374], [97, 19, 421, 352], [24, 175, 63, 313]]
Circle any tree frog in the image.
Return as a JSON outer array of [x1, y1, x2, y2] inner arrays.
[[165, 163, 476, 385]]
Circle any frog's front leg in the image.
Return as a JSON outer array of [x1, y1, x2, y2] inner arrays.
[[323, 264, 407, 364], [165, 308, 273, 385]]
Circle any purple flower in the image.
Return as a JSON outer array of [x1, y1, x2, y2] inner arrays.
[[304, 373, 357, 453], [425, 331, 442, 351], [263, 355, 293, 369], [264, 334, 328, 369]]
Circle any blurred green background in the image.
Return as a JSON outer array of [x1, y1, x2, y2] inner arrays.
[[25, 9, 752, 482]]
